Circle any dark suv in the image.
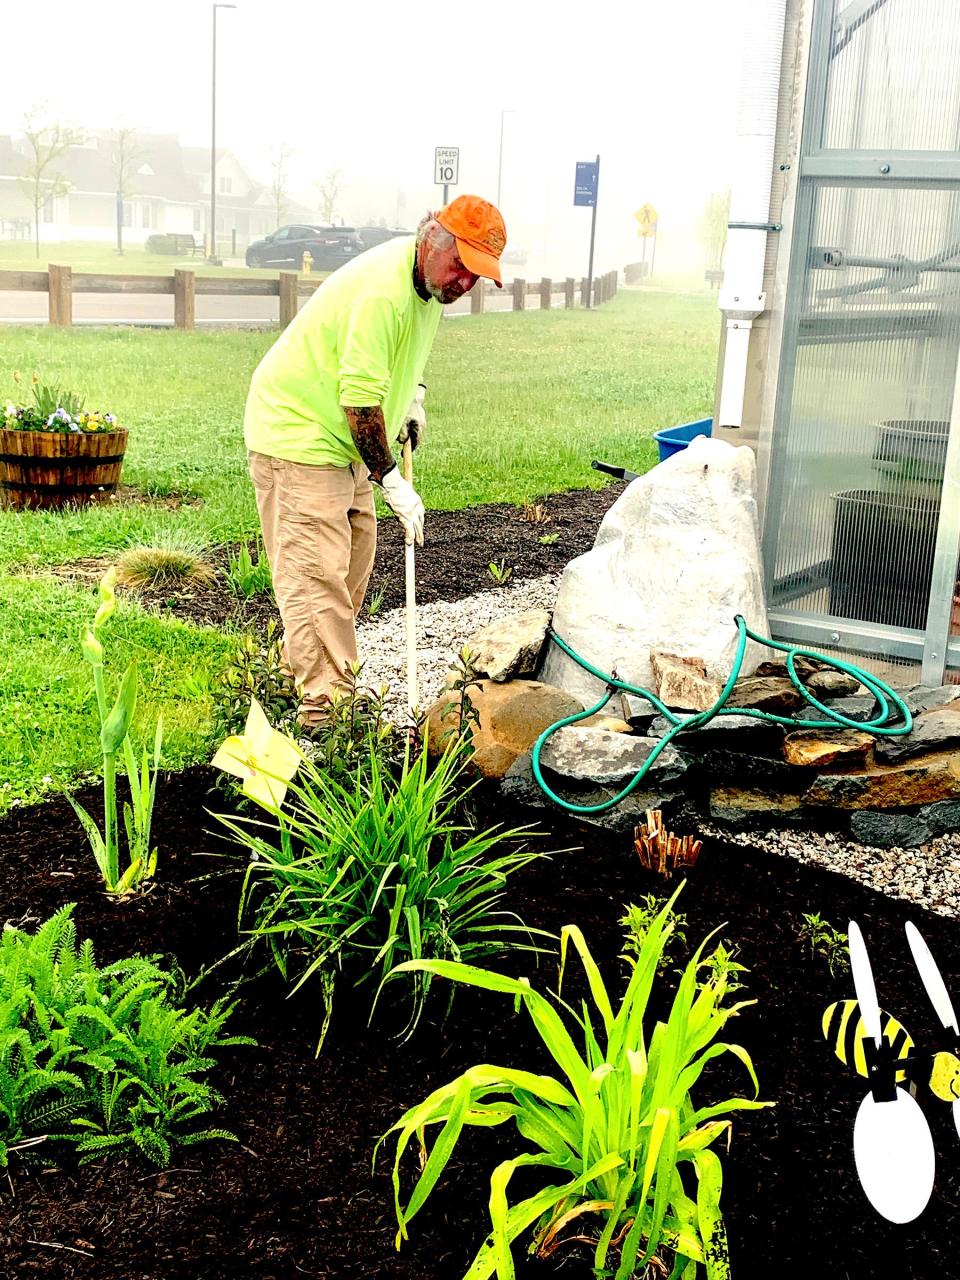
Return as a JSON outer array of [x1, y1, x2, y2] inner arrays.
[[245, 225, 363, 269]]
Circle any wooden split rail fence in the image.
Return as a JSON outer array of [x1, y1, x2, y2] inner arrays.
[[0, 265, 620, 330]]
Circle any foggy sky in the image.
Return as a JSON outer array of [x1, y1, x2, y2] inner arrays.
[[3, 0, 747, 271]]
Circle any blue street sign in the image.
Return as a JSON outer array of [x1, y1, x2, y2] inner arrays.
[[574, 160, 599, 207]]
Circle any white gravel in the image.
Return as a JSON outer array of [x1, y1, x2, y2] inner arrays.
[[354, 572, 562, 722], [698, 820, 960, 921]]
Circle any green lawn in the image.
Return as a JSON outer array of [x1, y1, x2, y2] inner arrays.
[[0, 290, 720, 810]]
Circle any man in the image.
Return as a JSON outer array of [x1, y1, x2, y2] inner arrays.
[[244, 194, 507, 728]]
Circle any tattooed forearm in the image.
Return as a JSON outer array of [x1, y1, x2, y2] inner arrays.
[[344, 405, 395, 484]]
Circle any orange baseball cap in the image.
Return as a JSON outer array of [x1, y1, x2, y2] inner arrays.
[[436, 195, 507, 288]]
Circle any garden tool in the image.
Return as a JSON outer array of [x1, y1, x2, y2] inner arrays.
[[402, 438, 419, 717], [591, 459, 640, 482]]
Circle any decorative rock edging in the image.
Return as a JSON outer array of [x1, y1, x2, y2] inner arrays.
[[354, 575, 960, 868]]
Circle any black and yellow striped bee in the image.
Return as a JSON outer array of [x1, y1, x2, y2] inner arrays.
[[822, 999, 917, 1092]]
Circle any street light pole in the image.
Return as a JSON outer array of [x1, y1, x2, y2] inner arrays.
[[210, 3, 237, 264]]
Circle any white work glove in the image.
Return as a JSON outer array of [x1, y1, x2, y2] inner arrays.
[[381, 465, 425, 546], [396, 383, 426, 451]]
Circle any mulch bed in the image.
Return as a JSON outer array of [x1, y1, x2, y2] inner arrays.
[[42, 486, 622, 632], [1, 769, 958, 1280]]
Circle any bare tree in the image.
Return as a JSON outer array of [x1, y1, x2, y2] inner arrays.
[[17, 109, 85, 258], [698, 188, 731, 272], [269, 144, 293, 230], [316, 169, 343, 224], [110, 127, 148, 256]]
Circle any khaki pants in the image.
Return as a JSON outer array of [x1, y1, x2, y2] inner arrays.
[[247, 450, 377, 725]]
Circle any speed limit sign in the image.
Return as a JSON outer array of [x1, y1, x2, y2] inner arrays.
[[434, 147, 459, 186]]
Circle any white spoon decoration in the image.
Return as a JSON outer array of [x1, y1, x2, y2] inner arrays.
[[905, 921, 960, 1141], [848, 921, 936, 1224]]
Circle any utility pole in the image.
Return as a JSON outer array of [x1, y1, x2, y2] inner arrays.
[[210, 3, 237, 263]]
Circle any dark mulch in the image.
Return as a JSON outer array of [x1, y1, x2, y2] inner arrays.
[[44, 486, 621, 633], [1, 769, 958, 1279]]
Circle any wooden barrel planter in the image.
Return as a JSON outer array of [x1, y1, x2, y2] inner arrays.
[[0, 428, 128, 511]]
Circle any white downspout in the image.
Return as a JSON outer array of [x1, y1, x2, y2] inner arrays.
[[718, 0, 789, 428]]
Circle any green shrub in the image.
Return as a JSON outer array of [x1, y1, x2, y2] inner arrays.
[[0, 906, 253, 1169], [379, 886, 770, 1280], [216, 738, 545, 1049], [211, 621, 302, 746]]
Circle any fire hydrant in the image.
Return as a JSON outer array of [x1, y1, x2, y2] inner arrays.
[[302, 250, 313, 274]]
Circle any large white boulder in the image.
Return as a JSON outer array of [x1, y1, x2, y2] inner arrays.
[[539, 437, 768, 707]]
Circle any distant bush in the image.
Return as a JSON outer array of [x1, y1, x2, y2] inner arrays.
[[145, 233, 197, 256]]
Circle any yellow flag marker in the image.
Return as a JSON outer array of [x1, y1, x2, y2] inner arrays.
[[211, 697, 302, 810]]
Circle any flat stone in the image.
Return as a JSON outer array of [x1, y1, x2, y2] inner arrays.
[[874, 709, 960, 764], [709, 786, 806, 827], [462, 609, 551, 682], [804, 670, 863, 700], [803, 754, 960, 810], [575, 713, 634, 733], [501, 751, 682, 835], [621, 691, 660, 726], [650, 713, 784, 750], [919, 798, 960, 836], [694, 747, 808, 788], [426, 679, 582, 780], [726, 677, 804, 714], [755, 656, 826, 679], [901, 685, 960, 715], [849, 811, 931, 849], [795, 695, 890, 725], [782, 729, 874, 768], [539, 727, 687, 786], [651, 651, 724, 712]]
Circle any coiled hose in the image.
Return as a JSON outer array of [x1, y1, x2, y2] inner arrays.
[[530, 615, 913, 816]]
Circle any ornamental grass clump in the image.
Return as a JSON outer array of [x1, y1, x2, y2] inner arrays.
[[215, 735, 545, 1049], [115, 532, 216, 590], [379, 885, 770, 1280], [0, 906, 253, 1170]]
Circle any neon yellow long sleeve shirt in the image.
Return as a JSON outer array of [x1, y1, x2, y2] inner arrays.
[[243, 236, 441, 467]]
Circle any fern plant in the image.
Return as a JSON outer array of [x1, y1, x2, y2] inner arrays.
[[0, 906, 253, 1169]]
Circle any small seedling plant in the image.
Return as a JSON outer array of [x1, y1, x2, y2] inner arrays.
[[226, 540, 273, 598], [488, 559, 513, 586], [796, 912, 850, 978], [379, 885, 769, 1280], [211, 619, 302, 747], [69, 568, 163, 895], [0, 906, 252, 1170]]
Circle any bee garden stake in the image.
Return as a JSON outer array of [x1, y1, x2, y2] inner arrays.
[[844, 922, 935, 1224]]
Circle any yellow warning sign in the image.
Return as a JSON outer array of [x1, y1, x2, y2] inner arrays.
[[635, 204, 659, 237]]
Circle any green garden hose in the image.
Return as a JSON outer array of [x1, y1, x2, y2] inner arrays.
[[530, 615, 913, 816]]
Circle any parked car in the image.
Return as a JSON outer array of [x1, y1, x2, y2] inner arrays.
[[245, 225, 364, 269], [356, 226, 411, 249]]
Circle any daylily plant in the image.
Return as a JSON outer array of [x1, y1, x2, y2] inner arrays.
[[69, 568, 164, 896], [212, 697, 302, 809]]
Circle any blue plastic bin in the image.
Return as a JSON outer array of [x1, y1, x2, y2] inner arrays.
[[653, 417, 713, 463]]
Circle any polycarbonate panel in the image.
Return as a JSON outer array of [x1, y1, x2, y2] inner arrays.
[[822, 0, 960, 152], [767, 180, 960, 669]]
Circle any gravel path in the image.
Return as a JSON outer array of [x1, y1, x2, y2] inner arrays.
[[700, 821, 960, 921]]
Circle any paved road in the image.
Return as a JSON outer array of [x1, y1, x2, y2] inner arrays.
[[0, 283, 553, 327]]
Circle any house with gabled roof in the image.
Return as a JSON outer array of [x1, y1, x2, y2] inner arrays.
[[0, 131, 317, 250]]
